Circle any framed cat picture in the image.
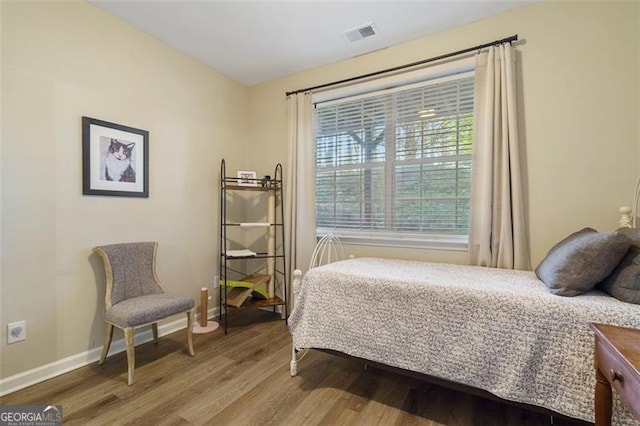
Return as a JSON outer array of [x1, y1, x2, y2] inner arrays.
[[82, 116, 149, 198]]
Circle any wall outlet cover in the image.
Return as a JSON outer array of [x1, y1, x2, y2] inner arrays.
[[7, 320, 26, 344]]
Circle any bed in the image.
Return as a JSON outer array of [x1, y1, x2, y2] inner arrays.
[[288, 254, 640, 425]]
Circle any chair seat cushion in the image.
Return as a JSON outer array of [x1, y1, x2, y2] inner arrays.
[[105, 294, 194, 327]]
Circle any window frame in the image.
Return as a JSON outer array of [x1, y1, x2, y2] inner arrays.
[[313, 57, 475, 250]]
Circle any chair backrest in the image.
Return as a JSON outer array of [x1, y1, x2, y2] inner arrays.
[[93, 242, 164, 308]]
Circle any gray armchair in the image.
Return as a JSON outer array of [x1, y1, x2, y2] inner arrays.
[[93, 242, 195, 385]]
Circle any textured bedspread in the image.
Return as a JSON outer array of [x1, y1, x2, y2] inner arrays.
[[289, 258, 640, 425]]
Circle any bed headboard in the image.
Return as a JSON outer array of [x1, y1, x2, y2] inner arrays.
[[291, 233, 346, 309], [309, 233, 345, 270], [620, 177, 640, 228], [619, 206, 633, 228]]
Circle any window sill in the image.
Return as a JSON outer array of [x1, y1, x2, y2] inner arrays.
[[317, 229, 468, 251]]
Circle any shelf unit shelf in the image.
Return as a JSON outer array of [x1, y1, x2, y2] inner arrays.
[[222, 223, 283, 228], [222, 254, 285, 260], [224, 296, 285, 312], [223, 184, 280, 192], [218, 159, 288, 334]]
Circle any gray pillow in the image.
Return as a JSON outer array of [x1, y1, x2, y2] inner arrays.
[[535, 228, 630, 297], [617, 227, 640, 247], [599, 245, 640, 304]]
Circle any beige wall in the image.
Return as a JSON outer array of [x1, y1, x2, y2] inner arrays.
[[0, 1, 249, 379], [1, 0, 639, 387], [247, 1, 640, 267]]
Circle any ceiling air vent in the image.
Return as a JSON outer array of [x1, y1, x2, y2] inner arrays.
[[343, 22, 378, 43]]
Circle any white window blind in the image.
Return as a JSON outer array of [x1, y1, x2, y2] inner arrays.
[[315, 71, 474, 248]]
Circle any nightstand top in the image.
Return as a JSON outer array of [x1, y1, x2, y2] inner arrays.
[[591, 323, 640, 374]]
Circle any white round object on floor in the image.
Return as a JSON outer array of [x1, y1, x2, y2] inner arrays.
[[193, 321, 219, 334]]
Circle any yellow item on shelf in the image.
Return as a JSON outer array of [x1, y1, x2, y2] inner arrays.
[[222, 273, 271, 307]]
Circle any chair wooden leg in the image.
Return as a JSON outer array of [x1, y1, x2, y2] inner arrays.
[[99, 323, 114, 365], [187, 308, 195, 356], [124, 327, 135, 386], [152, 323, 159, 344]]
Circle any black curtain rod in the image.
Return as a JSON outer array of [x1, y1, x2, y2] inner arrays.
[[285, 34, 518, 97]]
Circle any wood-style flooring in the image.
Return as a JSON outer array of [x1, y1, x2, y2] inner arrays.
[[1, 310, 592, 425]]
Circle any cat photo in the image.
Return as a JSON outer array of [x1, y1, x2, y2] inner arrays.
[[103, 138, 136, 183]]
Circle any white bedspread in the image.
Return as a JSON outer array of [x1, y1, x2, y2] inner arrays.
[[289, 257, 640, 425]]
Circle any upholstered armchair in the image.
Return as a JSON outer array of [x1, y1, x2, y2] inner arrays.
[[93, 242, 195, 385]]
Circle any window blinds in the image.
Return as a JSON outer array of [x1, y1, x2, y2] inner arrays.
[[315, 72, 474, 241]]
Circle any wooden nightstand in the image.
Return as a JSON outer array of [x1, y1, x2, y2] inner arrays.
[[591, 323, 640, 426]]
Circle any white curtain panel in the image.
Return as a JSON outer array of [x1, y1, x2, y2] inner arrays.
[[469, 43, 530, 270], [285, 93, 317, 284]]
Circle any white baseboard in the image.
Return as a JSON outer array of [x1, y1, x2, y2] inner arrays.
[[0, 308, 219, 397]]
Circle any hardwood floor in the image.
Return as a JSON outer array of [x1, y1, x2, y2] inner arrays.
[[1, 311, 592, 425]]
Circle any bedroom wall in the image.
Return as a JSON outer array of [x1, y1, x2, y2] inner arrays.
[[0, 1, 248, 381], [1, 0, 638, 394], [246, 1, 640, 268]]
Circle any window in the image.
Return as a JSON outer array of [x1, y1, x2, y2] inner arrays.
[[314, 71, 474, 249]]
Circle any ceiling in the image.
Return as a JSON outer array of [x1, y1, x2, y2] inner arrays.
[[90, 1, 534, 87]]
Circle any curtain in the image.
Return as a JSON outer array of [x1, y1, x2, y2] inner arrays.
[[285, 93, 317, 287], [469, 43, 530, 270]]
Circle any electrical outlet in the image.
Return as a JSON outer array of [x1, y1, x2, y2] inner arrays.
[[213, 275, 220, 288], [7, 320, 26, 344]]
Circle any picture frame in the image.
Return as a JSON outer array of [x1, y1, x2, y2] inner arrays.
[[236, 170, 258, 186], [82, 116, 149, 198]]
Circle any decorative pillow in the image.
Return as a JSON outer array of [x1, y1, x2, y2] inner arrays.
[[616, 227, 640, 247], [599, 232, 640, 304], [535, 227, 630, 297]]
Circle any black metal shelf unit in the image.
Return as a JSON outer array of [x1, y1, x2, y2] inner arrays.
[[218, 159, 287, 334]]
